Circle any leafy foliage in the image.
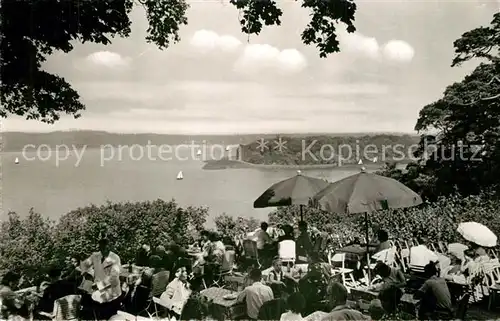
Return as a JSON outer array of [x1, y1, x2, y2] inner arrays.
[[267, 194, 500, 246], [1, 0, 356, 122], [214, 214, 259, 239], [0, 211, 55, 286], [0, 199, 208, 285], [407, 12, 500, 199]]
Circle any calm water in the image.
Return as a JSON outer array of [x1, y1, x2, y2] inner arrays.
[[3, 148, 365, 227]]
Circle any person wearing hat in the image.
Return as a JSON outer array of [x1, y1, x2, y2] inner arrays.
[[80, 232, 122, 319]]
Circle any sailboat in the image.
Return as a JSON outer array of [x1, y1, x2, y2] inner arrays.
[[14, 157, 19, 164], [373, 156, 378, 163], [358, 159, 363, 165], [176, 171, 183, 180], [225, 146, 230, 151], [196, 150, 202, 157]]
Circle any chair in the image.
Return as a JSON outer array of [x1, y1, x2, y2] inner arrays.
[[328, 252, 358, 291], [212, 249, 236, 288], [39, 294, 81, 320], [242, 239, 260, 267], [399, 248, 410, 272], [438, 241, 447, 254], [150, 271, 170, 298], [278, 240, 296, 266]]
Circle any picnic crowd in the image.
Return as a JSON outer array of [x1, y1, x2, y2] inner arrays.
[[1, 220, 500, 321]]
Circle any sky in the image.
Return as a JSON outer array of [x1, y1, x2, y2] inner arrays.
[[4, 0, 499, 134]]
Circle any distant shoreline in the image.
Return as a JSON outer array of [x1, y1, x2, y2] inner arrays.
[[202, 158, 388, 170]]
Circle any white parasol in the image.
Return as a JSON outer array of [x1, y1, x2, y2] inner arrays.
[[457, 222, 497, 247]]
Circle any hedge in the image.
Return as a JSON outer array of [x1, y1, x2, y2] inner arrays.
[[0, 199, 208, 286]]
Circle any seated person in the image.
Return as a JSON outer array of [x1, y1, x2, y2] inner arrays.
[[441, 252, 467, 284], [237, 268, 274, 320], [267, 258, 299, 296], [307, 282, 369, 321], [280, 292, 306, 321], [414, 262, 453, 320], [192, 231, 214, 269], [37, 267, 67, 313], [371, 286, 403, 320], [0, 271, 23, 320], [135, 244, 151, 267], [61, 255, 83, 283], [309, 252, 332, 279], [298, 262, 330, 315], [369, 262, 406, 291], [159, 260, 192, 319], [374, 230, 391, 254]]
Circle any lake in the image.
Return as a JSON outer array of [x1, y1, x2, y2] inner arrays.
[[3, 147, 373, 227]]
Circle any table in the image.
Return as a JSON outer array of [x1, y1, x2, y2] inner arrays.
[[350, 287, 420, 316], [200, 287, 245, 321], [337, 245, 374, 267]]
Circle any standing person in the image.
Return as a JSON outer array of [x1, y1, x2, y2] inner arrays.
[[277, 225, 295, 242], [236, 268, 274, 320], [254, 222, 273, 265], [296, 221, 313, 263], [80, 233, 122, 320]]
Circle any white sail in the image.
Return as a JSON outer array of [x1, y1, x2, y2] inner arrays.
[[176, 171, 183, 180], [196, 150, 202, 156], [14, 157, 19, 164], [225, 146, 230, 151], [358, 159, 363, 165], [373, 156, 378, 163]]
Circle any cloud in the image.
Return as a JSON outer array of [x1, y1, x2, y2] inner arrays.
[[234, 44, 307, 74], [339, 31, 414, 63], [340, 32, 380, 59], [86, 51, 130, 68], [190, 30, 242, 52], [382, 40, 415, 63]]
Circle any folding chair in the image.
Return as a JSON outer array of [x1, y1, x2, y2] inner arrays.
[[242, 239, 261, 268], [212, 249, 236, 288], [278, 240, 296, 267], [328, 252, 358, 291], [399, 248, 410, 272], [39, 294, 82, 320]]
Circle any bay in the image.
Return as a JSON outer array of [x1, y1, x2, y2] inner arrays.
[[3, 147, 371, 227]]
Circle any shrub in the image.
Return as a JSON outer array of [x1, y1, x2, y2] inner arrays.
[[0, 210, 56, 286], [0, 199, 208, 285], [214, 214, 259, 239]]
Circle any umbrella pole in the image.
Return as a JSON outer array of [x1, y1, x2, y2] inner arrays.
[[300, 204, 304, 222], [365, 211, 371, 284]]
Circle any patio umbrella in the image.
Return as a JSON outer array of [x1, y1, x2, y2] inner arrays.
[[253, 170, 329, 221], [313, 167, 422, 281], [457, 222, 497, 247]]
